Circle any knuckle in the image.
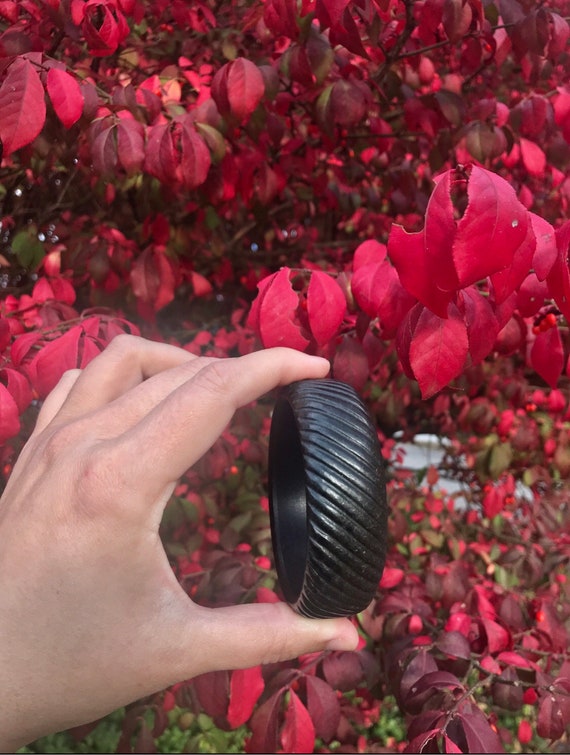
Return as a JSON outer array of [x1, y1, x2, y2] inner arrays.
[[105, 333, 141, 357], [195, 359, 234, 398]]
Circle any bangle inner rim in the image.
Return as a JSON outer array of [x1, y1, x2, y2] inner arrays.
[[268, 396, 309, 604]]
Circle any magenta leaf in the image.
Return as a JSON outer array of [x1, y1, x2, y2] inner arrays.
[[409, 304, 469, 398], [353, 239, 387, 269]]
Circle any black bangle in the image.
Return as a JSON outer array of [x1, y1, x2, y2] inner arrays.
[[268, 379, 388, 619]]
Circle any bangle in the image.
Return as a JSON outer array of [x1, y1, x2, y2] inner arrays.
[[268, 379, 388, 618]]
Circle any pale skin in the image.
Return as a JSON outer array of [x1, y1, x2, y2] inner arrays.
[[0, 336, 358, 750]]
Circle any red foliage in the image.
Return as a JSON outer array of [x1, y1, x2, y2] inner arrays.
[[0, 0, 569, 752]]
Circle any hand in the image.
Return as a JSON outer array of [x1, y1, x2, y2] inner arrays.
[[0, 336, 358, 750]]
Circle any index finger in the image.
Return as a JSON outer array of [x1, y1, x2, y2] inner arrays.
[[113, 348, 330, 505]]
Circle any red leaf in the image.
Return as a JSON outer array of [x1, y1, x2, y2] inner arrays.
[[280, 689, 315, 754], [424, 170, 460, 292], [351, 261, 392, 318], [306, 271, 346, 346], [212, 58, 265, 123], [0, 58, 46, 155], [322, 651, 366, 691], [530, 326, 564, 388], [547, 220, 570, 321], [379, 567, 405, 589], [520, 137, 546, 177], [461, 287, 500, 366], [0, 367, 32, 413], [388, 225, 452, 318], [227, 666, 264, 728], [452, 165, 529, 288], [409, 305, 469, 398], [353, 239, 387, 269], [489, 219, 536, 304], [47, 68, 83, 128], [517, 273, 548, 317], [0, 383, 20, 443], [305, 676, 340, 741], [117, 117, 145, 174], [258, 268, 310, 351], [530, 212, 557, 280], [481, 618, 511, 654], [27, 327, 83, 399], [180, 121, 211, 189]]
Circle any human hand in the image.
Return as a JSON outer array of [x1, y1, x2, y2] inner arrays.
[[0, 336, 358, 750]]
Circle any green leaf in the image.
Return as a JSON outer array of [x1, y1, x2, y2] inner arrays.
[[11, 227, 45, 270]]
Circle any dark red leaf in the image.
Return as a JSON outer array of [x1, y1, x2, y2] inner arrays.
[[0, 57, 46, 155], [306, 271, 346, 346], [247, 690, 284, 754], [193, 670, 230, 718], [91, 123, 118, 176], [180, 121, 211, 189], [332, 335, 369, 391], [227, 666, 264, 728], [409, 304, 469, 398], [322, 651, 366, 691], [305, 675, 340, 741], [537, 691, 570, 740], [400, 650, 439, 703], [460, 710, 505, 752], [435, 631, 471, 660], [117, 117, 145, 175], [280, 689, 315, 754]]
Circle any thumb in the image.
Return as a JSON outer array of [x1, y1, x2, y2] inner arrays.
[[180, 602, 359, 677]]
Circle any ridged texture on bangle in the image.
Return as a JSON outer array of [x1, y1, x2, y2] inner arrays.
[[269, 379, 388, 619]]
